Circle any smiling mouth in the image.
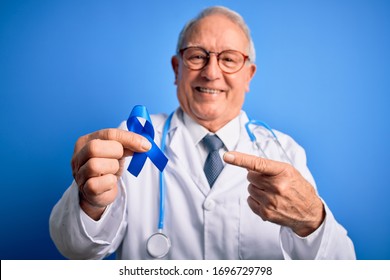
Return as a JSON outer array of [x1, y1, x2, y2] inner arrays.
[[195, 87, 224, 94]]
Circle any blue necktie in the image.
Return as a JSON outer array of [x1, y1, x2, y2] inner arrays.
[[203, 135, 224, 187]]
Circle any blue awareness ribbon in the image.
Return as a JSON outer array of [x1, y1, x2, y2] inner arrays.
[[126, 105, 168, 177]]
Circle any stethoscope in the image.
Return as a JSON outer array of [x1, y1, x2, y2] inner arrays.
[[145, 112, 174, 259], [145, 112, 292, 258]]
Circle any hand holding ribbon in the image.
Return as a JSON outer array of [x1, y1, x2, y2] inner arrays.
[[127, 105, 168, 177]]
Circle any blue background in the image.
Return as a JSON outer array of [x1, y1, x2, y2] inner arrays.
[[1, 0, 389, 260]]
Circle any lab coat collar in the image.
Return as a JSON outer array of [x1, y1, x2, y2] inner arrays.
[[181, 111, 241, 153]]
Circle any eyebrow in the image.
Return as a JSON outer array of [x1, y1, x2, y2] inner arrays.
[[183, 44, 244, 52]]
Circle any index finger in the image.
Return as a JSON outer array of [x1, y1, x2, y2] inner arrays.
[[223, 151, 285, 176], [74, 128, 152, 155]]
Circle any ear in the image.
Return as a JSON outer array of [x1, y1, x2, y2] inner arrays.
[[171, 55, 179, 85], [245, 64, 257, 92]]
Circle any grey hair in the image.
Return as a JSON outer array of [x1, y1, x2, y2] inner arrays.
[[175, 6, 256, 63]]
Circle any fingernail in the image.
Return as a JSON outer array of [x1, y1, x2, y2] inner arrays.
[[223, 152, 235, 162], [142, 139, 152, 150]]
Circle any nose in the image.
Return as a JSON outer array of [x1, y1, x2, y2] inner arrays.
[[200, 53, 223, 80]]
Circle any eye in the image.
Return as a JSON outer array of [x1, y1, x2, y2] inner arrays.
[[183, 48, 209, 66], [219, 51, 243, 67], [221, 56, 235, 63], [220, 54, 238, 64], [187, 51, 207, 64], [189, 54, 207, 61]]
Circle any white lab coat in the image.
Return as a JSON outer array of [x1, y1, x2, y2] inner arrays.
[[50, 109, 356, 259]]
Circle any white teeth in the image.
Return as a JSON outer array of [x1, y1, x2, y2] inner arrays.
[[198, 87, 221, 94]]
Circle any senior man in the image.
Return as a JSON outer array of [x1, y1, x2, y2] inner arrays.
[[50, 6, 355, 259]]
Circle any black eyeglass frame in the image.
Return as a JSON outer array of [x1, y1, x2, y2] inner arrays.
[[179, 46, 250, 74]]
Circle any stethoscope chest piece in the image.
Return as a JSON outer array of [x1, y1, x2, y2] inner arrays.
[[146, 232, 171, 259]]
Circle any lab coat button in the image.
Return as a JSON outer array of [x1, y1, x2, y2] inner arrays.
[[203, 199, 215, 211]]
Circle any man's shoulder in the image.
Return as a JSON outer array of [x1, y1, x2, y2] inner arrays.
[[151, 113, 169, 126]]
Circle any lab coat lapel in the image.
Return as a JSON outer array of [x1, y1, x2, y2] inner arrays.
[[162, 111, 211, 196], [210, 112, 254, 194], [233, 111, 255, 154]]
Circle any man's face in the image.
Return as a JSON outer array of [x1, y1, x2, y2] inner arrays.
[[172, 14, 256, 132]]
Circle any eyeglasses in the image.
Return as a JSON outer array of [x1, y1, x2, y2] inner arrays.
[[179, 46, 250, 74]]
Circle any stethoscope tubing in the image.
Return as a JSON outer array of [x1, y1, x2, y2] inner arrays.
[[157, 112, 174, 230], [149, 111, 290, 258]]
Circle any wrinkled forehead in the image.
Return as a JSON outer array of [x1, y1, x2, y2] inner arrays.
[[182, 14, 249, 50]]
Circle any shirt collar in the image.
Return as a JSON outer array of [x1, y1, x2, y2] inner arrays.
[[182, 111, 241, 151]]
